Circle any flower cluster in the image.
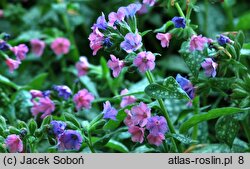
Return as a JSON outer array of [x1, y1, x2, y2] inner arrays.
[[88, 3, 157, 77], [124, 102, 168, 146], [30, 86, 94, 119], [0, 33, 29, 73], [50, 121, 83, 151]]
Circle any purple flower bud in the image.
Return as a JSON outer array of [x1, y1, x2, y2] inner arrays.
[[0, 40, 10, 51], [102, 101, 118, 120], [201, 58, 218, 77], [120, 32, 142, 53], [133, 51, 155, 73], [176, 74, 195, 99], [146, 116, 168, 136], [57, 130, 83, 151], [172, 16, 186, 28], [103, 37, 113, 48], [50, 121, 67, 136], [53, 85, 72, 100], [217, 34, 231, 45]]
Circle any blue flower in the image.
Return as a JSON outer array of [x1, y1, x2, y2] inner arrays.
[[92, 13, 108, 30], [176, 74, 195, 99], [53, 85, 72, 100], [50, 121, 67, 136], [217, 35, 231, 45], [146, 116, 168, 136], [102, 101, 118, 120], [120, 32, 142, 53], [118, 3, 142, 17], [57, 130, 83, 151], [172, 16, 186, 28]]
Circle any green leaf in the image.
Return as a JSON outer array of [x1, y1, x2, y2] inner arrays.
[[171, 134, 198, 145], [236, 12, 250, 30], [179, 107, 245, 134], [64, 113, 81, 129], [28, 119, 37, 135], [139, 30, 152, 37], [145, 77, 190, 100], [105, 139, 129, 153], [215, 115, 240, 147], [0, 75, 20, 90], [25, 73, 48, 90], [0, 116, 7, 129], [235, 31, 245, 47], [79, 76, 99, 97], [179, 42, 205, 78]]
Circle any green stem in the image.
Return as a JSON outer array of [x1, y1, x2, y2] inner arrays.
[[87, 130, 96, 153], [174, 2, 186, 18], [145, 71, 181, 152]]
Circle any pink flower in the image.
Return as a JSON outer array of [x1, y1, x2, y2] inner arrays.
[[131, 102, 151, 127], [147, 133, 165, 146], [73, 89, 95, 110], [88, 28, 104, 56], [124, 109, 133, 127], [50, 37, 71, 55], [107, 54, 125, 77], [30, 90, 43, 99], [133, 51, 155, 73], [128, 126, 145, 143], [108, 11, 125, 26], [5, 58, 21, 73], [156, 33, 172, 48], [10, 44, 29, 60], [143, 0, 156, 6], [5, 134, 23, 153], [31, 97, 55, 119], [189, 35, 208, 52], [120, 89, 136, 108], [30, 39, 46, 57], [75, 56, 89, 77]]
